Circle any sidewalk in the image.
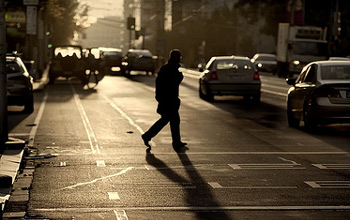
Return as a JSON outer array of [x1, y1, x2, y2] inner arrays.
[[0, 66, 49, 217]]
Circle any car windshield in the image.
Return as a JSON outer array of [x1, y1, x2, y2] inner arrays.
[[321, 65, 350, 80], [293, 41, 328, 56], [256, 56, 275, 61], [55, 47, 82, 58], [216, 60, 254, 70], [6, 61, 23, 74]]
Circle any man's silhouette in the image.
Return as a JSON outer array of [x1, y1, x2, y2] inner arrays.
[[142, 49, 187, 151]]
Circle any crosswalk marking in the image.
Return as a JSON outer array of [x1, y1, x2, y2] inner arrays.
[[108, 192, 120, 200], [114, 210, 128, 220]]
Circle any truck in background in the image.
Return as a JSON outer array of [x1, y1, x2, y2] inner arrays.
[[276, 23, 329, 78]]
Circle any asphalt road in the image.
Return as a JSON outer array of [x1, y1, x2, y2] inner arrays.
[[6, 69, 350, 220]]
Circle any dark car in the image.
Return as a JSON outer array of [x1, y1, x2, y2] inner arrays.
[[199, 56, 261, 102], [286, 61, 350, 130], [251, 53, 277, 74], [121, 49, 156, 75], [49, 45, 86, 84], [100, 47, 123, 72], [6, 55, 34, 113]]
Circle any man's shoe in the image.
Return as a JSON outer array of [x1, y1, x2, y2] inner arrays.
[[173, 142, 187, 149], [142, 134, 151, 148]]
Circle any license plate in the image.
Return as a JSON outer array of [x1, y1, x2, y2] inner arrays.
[[347, 90, 350, 98]]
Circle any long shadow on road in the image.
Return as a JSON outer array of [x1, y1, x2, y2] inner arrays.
[[146, 149, 233, 220]]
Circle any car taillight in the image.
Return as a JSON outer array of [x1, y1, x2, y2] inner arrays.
[[316, 86, 341, 98], [328, 87, 341, 98], [253, 72, 259, 80], [211, 71, 217, 80]]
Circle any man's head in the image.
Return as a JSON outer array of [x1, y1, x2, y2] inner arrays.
[[169, 49, 182, 63]]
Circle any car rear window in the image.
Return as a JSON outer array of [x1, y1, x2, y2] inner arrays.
[[256, 56, 275, 61], [6, 61, 23, 74], [216, 60, 254, 70], [321, 65, 350, 80]]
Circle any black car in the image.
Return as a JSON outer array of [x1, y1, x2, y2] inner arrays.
[[6, 55, 34, 113], [286, 61, 350, 130], [121, 49, 156, 76], [100, 47, 123, 72]]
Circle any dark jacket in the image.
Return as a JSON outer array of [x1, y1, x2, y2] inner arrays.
[[155, 61, 183, 114]]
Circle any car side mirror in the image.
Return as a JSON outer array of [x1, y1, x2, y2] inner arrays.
[[286, 78, 296, 85]]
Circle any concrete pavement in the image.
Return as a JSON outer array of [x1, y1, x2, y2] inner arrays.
[[0, 66, 49, 217]]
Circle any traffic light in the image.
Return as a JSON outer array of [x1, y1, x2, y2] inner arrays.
[[127, 17, 135, 30]]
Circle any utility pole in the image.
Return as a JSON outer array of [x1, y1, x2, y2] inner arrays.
[[0, 0, 8, 150]]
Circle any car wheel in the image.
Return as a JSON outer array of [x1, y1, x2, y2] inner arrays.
[[49, 73, 56, 84], [303, 101, 317, 131], [252, 94, 261, 103], [199, 82, 213, 102], [24, 91, 34, 113], [287, 108, 299, 128]]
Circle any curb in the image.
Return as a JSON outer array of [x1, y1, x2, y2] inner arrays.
[[0, 138, 25, 216]]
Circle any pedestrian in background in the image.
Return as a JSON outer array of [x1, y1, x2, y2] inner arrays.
[[142, 49, 187, 151]]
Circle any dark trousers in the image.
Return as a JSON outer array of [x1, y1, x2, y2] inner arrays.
[[144, 111, 181, 144]]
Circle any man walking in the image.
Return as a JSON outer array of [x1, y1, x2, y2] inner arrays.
[[142, 49, 187, 151]]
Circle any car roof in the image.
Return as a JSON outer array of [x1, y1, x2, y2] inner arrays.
[[254, 53, 276, 57], [212, 55, 251, 61], [311, 60, 350, 66]]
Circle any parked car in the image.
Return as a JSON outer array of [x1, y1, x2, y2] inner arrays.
[[251, 53, 277, 74], [199, 56, 261, 102], [100, 47, 123, 72], [49, 45, 86, 84], [6, 55, 34, 113], [286, 61, 350, 130], [121, 49, 156, 75], [328, 57, 350, 61]]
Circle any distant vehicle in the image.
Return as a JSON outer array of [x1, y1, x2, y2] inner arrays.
[[100, 47, 123, 72], [49, 45, 86, 84], [199, 56, 261, 102], [286, 61, 350, 130], [328, 57, 350, 61], [6, 55, 34, 113], [121, 49, 156, 75], [251, 53, 277, 74], [276, 23, 328, 77]]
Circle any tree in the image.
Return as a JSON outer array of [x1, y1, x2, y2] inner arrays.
[[45, 0, 88, 45]]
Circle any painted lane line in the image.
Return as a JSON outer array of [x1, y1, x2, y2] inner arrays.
[[70, 83, 101, 154], [102, 95, 156, 146], [114, 210, 128, 220], [108, 192, 120, 200], [305, 181, 350, 188], [208, 182, 223, 188], [34, 206, 350, 212], [96, 160, 106, 167], [261, 88, 287, 97], [62, 167, 133, 189], [312, 164, 350, 169], [28, 92, 48, 148], [229, 164, 304, 169], [208, 182, 296, 189]]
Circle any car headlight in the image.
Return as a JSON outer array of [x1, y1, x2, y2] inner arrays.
[[293, 60, 300, 66], [257, 63, 263, 68]]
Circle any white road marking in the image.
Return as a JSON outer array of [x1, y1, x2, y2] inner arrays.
[[114, 210, 128, 220], [261, 88, 287, 97], [108, 192, 120, 200], [62, 167, 133, 189], [28, 92, 48, 148], [70, 83, 101, 154], [278, 157, 299, 165], [229, 164, 304, 169], [102, 95, 156, 146], [208, 182, 223, 188], [34, 206, 350, 211], [305, 181, 350, 188], [96, 160, 106, 167], [312, 164, 350, 169]]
